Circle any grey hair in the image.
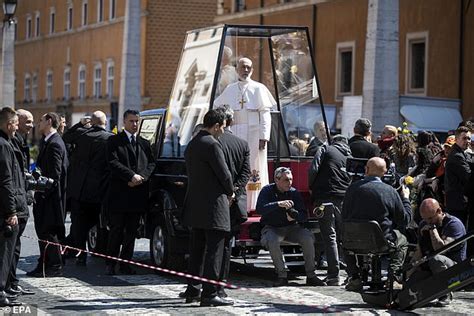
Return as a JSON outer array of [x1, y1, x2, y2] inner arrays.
[[217, 104, 234, 122], [274, 166, 292, 179]]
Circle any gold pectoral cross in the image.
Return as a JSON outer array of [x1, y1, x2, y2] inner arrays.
[[239, 97, 246, 109]]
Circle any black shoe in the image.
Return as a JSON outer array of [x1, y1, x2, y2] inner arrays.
[[26, 267, 42, 277], [0, 296, 22, 307], [179, 289, 201, 303], [306, 276, 327, 286], [118, 266, 136, 275], [105, 265, 116, 276], [5, 292, 18, 300], [273, 277, 288, 287], [9, 285, 35, 296], [200, 296, 234, 307], [434, 293, 453, 307]]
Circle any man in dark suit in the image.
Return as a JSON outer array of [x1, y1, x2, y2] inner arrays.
[[216, 106, 250, 297], [28, 112, 69, 277], [6, 109, 34, 295], [63, 111, 113, 266], [348, 118, 380, 159], [181, 109, 234, 307], [105, 109, 155, 275], [0, 107, 26, 307]]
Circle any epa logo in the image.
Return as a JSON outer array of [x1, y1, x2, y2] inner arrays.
[[1, 305, 34, 314]]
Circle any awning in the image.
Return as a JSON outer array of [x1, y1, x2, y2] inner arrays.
[[400, 104, 462, 133]]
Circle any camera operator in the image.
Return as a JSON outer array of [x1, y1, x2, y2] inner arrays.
[[256, 167, 326, 287], [406, 198, 466, 306], [342, 157, 412, 292], [0, 107, 27, 307]]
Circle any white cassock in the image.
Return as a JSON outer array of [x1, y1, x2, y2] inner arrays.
[[214, 79, 276, 211]]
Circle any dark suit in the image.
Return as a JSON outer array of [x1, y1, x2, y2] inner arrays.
[[218, 128, 250, 287], [445, 143, 472, 225], [63, 123, 113, 258], [183, 130, 233, 298], [33, 132, 68, 270], [106, 131, 155, 268], [348, 135, 380, 159], [7, 133, 30, 289], [0, 131, 26, 294]]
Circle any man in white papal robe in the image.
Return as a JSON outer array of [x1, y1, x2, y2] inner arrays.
[[214, 57, 276, 211]]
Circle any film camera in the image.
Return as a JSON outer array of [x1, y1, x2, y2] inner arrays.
[[345, 157, 401, 189], [286, 207, 299, 220], [25, 169, 55, 192]]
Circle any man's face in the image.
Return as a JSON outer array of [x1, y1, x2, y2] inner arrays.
[[58, 117, 66, 134], [38, 115, 51, 135], [7, 115, 19, 137], [420, 207, 442, 226], [123, 114, 140, 134], [456, 131, 471, 150], [275, 172, 293, 192], [19, 113, 33, 135], [237, 60, 253, 81]]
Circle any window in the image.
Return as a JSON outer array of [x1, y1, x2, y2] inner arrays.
[[13, 18, 17, 39], [335, 41, 355, 99], [82, 1, 88, 26], [109, 0, 116, 20], [106, 61, 114, 99], [35, 12, 40, 37], [93, 64, 102, 98], [64, 68, 71, 100], [32, 73, 38, 102], [67, 5, 73, 30], [46, 70, 53, 102], [26, 15, 32, 38], [406, 32, 428, 95], [235, 0, 246, 12], [50, 8, 55, 33], [97, 0, 104, 22], [24, 74, 31, 101], [78, 65, 86, 100]]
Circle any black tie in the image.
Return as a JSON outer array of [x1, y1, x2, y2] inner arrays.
[[131, 135, 137, 154]]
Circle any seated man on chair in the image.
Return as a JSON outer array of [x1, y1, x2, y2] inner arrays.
[[256, 167, 326, 287], [406, 198, 466, 306], [342, 157, 412, 292]]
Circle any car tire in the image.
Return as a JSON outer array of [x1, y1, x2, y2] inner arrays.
[[87, 225, 109, 255]]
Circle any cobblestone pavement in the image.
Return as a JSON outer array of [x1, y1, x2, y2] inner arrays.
[[7, 216, 474, 315]]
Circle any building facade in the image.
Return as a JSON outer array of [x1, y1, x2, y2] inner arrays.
[[11, 0, 216, 135], [216, 0, 474, 131]]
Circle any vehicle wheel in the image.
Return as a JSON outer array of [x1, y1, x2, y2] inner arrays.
[[150, 224, 186, 270], [150, 224, 167, 267], [87, 225, 109, 255]]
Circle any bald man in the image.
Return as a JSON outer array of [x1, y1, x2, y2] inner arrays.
[[63, 111, 113, 265], [406, 198, 466, 306], [13, 109, 33, 171], [342, 157, 412, 292]]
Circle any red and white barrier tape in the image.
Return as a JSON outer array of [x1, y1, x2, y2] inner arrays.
[[22, 234, 341, 312]]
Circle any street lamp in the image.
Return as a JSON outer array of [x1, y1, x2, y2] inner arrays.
[[0, 0, 17, 107], [3, 0, 17, 24]]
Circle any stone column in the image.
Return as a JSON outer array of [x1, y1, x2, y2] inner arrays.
[[362, 0, 400, 134], [118, 0, 142, 127], [0, 21, 15, 108]]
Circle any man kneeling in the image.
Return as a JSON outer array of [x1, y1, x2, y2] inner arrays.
[[256, 167, 326, 287]]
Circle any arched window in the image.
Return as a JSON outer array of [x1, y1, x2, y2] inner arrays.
[[78, 64, 86, 100], [106, 60, 114, 99], [93, 63, 102, 98], [64, 67, 71, 100]]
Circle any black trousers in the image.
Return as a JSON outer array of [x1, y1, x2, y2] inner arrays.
[[6, 217, 27, 289], [0, 224, 19, 291], [106, 212, 140, 267], [70, 199, 101, 258], [37, 230, 63, 269], [187, 228, 226, 298]]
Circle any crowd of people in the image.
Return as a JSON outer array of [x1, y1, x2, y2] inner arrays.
[[0, 107, 156, 307]]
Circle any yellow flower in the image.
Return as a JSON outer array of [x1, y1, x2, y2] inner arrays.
[[404, 176, 414, 185]]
